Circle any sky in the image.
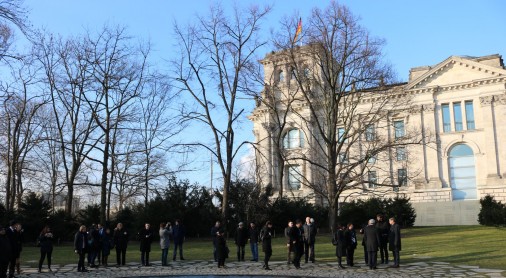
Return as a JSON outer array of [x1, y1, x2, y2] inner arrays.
[[18, 0, 506, 187]]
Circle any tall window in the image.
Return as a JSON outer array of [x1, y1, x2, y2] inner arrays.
[[339, 153, 348, 164], [465, 101, 475, 130], [453, 102, 463, 131], [338, 127, 347, 143], [278, 70, 284, 82], [442, 103, 451, 132], [283, 129, 304, 149], [287, 165, 301, 190], [394, 120, 405, 139], [290, 68, 296, 80], [398, 168, 407, 186], [396, 147, 407, 161], [365, 124, 375, 141], [368, 171, 377, 188]]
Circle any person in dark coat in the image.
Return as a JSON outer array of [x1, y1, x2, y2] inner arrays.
[[303, 217, 317, 263], [74, 225, 88, 272], [38, 226, 54, 273], [359, 223, 368, 265], [6, 220, 22, 277], [375, 214, 390, 264], [284, 221, 294, 265], [234, 222, 248, 261], [290, 219, 304, 269], [344, 223, 357, 267], [101, 228, 114, 266], [210, 221, 222, 262], [87, 224, 100, 268], [260, 221, 273, 270], [138, 223, 154, 266], [0, 225, 12, 278], [216, 230, 227, 268], [363, 219, 380, 270], [334, 224, 347, 269], [248, 222, 259, 262], [172, 219, 185, 261], [388, 217, 401, 268], [113, 222, 129, 266]]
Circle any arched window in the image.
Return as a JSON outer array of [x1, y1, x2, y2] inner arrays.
[[283, 129, 304, 149], [278, 70, 284, 83], [448, 143, 477, 200]]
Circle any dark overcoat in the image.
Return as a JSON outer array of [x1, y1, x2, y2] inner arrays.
[[389, 223, 402, 251], [234, 227, 248, 246], [114, 228, 129, 250], [335, 229, 347, 257], [138, 228, 154, 252], [363, 225, 380, 252], [260, 226, 272, 253]]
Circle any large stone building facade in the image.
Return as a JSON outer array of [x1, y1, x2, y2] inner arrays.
[[250, 50, 506, 226]]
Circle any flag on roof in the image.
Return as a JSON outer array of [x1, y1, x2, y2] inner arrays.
[[293, 17, 302, 43]]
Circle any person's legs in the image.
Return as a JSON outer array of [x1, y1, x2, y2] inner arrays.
[[178, 242, 184, 259], [121, 248, 126, 265], [38, 250, 46, 271], [309, 243, 315, 262]]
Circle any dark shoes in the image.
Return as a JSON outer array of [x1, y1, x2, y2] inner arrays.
[[338, 264, 346, 269]]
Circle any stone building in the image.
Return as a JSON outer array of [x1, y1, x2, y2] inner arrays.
[[249, 49, 506, 226]]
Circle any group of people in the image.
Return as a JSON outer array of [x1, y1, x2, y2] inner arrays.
[[74, 220, 185, 272], [334, 214, 401, 270], [0, 220, 23, 278], [0, 215, 401, 276]]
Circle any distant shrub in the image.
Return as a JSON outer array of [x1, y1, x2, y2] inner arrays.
[[338, 196, 416, 228], [478, 195, 506, 226]]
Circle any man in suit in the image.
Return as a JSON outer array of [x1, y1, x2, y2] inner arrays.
[[303, 217, 317, 263], [284, 221, 294, 265], [375, 214, 390, 264], [6, 220, 22, 278], [363, 219, 380, 270], [388, 217, 401, 268], [290, 219, 304, 269]]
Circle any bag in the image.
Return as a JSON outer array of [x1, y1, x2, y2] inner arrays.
[[332, 235, 338, 246]]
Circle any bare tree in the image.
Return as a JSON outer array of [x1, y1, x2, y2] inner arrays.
[[82, 26, 148, 224], [34, 33, 100, 215], [172, 3, 271, 221], [0, 56, 46, 209], [0, 0, 29, 60], [263, 2, 428, 231]]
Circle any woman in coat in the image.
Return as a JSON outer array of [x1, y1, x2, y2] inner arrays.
[[215, 230, 227, 268], [74, 225, 88, 272], [159, 222, 172, 266], [38, 226, 54, 273], [344, 223, 357, 267], [138, 223, 154, 266], [335, 224, 347, 269]]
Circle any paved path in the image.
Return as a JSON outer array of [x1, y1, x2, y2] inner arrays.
[[14, 260, 506, 277]]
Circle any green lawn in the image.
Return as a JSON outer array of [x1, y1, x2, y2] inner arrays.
[[21, 226, 506, 271]]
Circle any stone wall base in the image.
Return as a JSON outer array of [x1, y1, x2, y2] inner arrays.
[[412, 200, 480, 226]]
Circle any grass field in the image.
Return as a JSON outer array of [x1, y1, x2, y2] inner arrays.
[[20, 225, 506, 271]]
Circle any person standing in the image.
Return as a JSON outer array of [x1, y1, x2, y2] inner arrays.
[[96, 224, 104, 265], [260, 221, 273, 270], [344, 223, 357, 267], [113, 223, 129, 266], [388, 217, 401, 268], [6, 220, 22, 277], [38, 226, 54, 273], [290, 219, 304, 269], [0, 225, 12, 278], [248, 222, 259, 262], [284, 221, 294, 265], [303, 217, 317, 263], [159, 222, 172, 266], [172, 219, 185, 261], [334, 224, 347, 269], [363, 219, 380, 270], [87, 224, 99, 268], [211, 221, 221, 262], [74, 225, 88, 272], [234, 222, 248, 261], [101, 228, 113, 267], [138, 223, 154, 266], [216, 230, 227, 268], [359, 223, 368, 266], [375, 214, 390, 264]]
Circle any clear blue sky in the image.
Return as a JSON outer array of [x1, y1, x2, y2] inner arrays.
[[20, 0, 506, 186]]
